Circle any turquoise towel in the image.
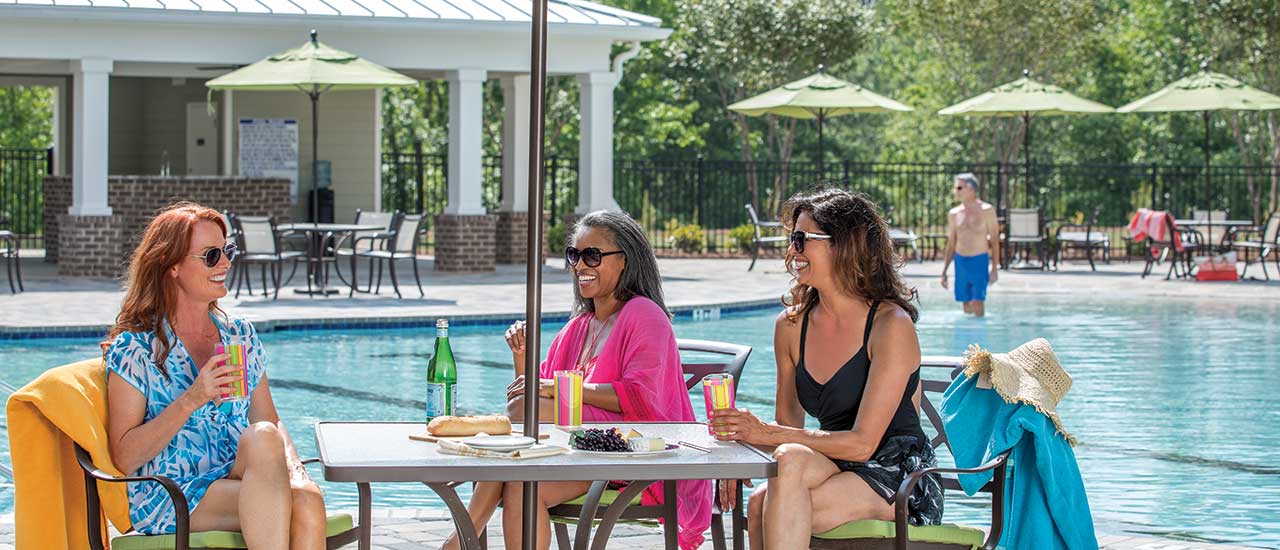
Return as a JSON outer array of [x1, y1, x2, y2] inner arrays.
[[941, 374, 1098, 550]]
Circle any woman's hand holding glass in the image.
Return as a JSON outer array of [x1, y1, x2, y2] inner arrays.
[[186, 353, 234, 406], [709, 407, 772, 444]]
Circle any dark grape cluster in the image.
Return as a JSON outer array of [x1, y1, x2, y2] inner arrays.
[[570, 428, 630, 452]]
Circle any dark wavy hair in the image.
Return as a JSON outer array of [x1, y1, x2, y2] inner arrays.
[[569, 210, 670, 318], [781, 189, 918, 322]]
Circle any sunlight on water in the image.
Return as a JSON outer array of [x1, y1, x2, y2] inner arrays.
[[1, 293, 1277, 545]]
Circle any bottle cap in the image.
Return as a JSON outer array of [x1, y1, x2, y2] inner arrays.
[[436, 319, 449, 329]]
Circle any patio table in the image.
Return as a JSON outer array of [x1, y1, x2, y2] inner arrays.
[[315, 421, 776, 550], [1174, 219, 1254, 253], [277, 223, 384, 296]]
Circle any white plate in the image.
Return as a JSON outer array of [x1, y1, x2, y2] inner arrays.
[[573, 444, 679, 458], [461, 435, 537, 452]]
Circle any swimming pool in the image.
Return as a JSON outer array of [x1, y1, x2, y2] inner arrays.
[[2, 293, 1278, 546]]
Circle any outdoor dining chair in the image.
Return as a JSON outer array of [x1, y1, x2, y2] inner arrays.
[[0, 229, 22, 294], [74, 443, 371, 550], [1054, 206, 1110, 272], [229, 214, 303, 300], [334, 208, 395, 294], [353, 212, 427, 298], [545, 339, 753, 550], [1004, 208, 1048, 270], [1141, 213, 1202, 280], [744, 204, 788, 271], [809, 364, 1008, 550], [1228, 210, 1279, 280]]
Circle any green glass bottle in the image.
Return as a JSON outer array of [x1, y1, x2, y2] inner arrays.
[[426, 319, 457, 420]]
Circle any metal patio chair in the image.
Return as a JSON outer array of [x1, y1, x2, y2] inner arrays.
[[1054, 206, 1111, 272], [334, 209, 395, 294], [1003, 208, 1048, 270], [1228, 210, 1279, 281], [809, 364, 1009, 550], [1141, 213, 1202, 280], [744, 204, 788, 271], [229, 214, 303, 299], [74, 443, 371, 550], [0, 229, 22, 294], [545, 339, 753, 550], [353, 212, 427, 299]]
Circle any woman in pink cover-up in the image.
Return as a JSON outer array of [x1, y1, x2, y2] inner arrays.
[[441, 210, 713, 550]]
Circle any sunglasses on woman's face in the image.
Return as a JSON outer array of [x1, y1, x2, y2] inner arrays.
[[565, 246, 624, 268], [789, 231, 832, 253], [190, 242, 238, 268]]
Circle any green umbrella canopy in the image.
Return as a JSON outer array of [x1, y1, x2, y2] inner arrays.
[[1117, 70, 1280, 113], [938, 75, 1113, 116], [206, 34, 416, 92], [727, 70, 912, 118]]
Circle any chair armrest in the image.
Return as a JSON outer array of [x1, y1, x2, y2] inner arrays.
[[892, 452, 1009, 550], [79, 461, 191, 550]]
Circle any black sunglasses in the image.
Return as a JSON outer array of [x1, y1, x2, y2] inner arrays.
[[789, 230, 832, 253], [190, 242, 238, 268], [565, 246, 624, 268]]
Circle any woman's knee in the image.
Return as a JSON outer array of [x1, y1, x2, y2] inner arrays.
[[239, 422, 286, 465], [747, 483, 767, 517], [773, 443, 817, 477]]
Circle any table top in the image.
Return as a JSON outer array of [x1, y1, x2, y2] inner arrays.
[[278, 223, 385, 232], [315, 421, 776, 483], [1174, 219, 1253, 227]]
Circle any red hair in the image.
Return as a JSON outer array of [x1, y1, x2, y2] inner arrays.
[[102, 202, 227, 375]]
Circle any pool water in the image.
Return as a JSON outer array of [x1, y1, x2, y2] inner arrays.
[[2, 293, 1278, 546]]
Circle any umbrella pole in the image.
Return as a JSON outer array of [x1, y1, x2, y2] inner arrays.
[[1204, 110, 1213, 251], [1023, 112, 1032, 208], [522, 0, 549, 548], [817, 111, 825, 181], [312, 89, 320, 224]]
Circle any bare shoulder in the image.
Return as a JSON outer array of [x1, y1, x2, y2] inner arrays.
[[948, 205, 964, 216], [980, 201, 996, 213], [868, 302, 920, 364], [774, 308, 801, 365]]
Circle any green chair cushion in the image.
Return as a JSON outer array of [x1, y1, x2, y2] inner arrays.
[[111, 513, 354, 550], [563, 489, 643, 507], [813, 519, 984, 547]]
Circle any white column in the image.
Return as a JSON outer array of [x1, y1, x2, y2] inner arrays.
[[221, 89, 234, 176], [576, 72, 619, 214], [373, 88, 384, 212], [500, 75, 531, 213], [70, 57, 112, 216], [445, 68, 487, 215]]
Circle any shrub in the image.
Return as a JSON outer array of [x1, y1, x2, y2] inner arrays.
[[546, 223, 569, 254], [728, 224, 756, 253], [667, 222, 705, 254]]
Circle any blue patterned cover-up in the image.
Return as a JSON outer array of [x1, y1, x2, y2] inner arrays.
[[105, 313, 266, 534]]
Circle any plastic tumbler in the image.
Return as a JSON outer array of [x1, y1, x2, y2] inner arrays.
[[702, 373, 735, 435], [216, 339, 249, 403], [554, 370, 583, 429]]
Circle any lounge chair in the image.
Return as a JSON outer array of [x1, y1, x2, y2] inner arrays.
[[1004, 208, 1048, 270], [744, 204, 788, 271], [546, 339, 753, 550], [1054, 206, 1110, 272], [883, 206, 921, 263], [809, 362, 1008, 550], [1228, 210, 1279, 280]]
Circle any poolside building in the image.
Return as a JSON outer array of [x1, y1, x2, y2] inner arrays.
[[0, 0, 669, 276]]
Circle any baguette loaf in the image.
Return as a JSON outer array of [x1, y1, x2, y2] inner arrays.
[[426, 415, 512, 437]]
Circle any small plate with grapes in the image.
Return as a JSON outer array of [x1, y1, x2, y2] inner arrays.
[[569, 427, 677, 458]]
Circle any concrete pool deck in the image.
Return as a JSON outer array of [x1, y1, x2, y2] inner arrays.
[[3, 253, 1280, 335]]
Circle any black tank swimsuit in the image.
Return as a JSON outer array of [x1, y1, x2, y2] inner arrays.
[[794, 300, 944, 526]]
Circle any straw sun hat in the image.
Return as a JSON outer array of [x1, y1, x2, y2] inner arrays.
[[962, 338, 1077, 446]]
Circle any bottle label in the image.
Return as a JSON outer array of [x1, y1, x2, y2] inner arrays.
[[426, 382, 446, 418]]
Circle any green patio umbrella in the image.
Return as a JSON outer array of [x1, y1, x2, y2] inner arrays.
[[207, 30, 417, 222], [728, 65, 912, 179], [1118, 67, 1280, 247], [939, 71, 1114, 201]]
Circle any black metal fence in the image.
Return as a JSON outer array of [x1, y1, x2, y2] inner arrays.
[[0, 147, 50, 249], [383, 150, 1278, 253]]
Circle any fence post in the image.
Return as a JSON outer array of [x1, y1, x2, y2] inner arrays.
[[46, 147, 54, 175], [1149, 163, 1158, 210], [549, 155, 559, 224], [413, 140, 424, 214], [695, 156, 705, 228]]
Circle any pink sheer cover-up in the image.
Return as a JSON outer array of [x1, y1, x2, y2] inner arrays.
[[539, 296, 713, 550]]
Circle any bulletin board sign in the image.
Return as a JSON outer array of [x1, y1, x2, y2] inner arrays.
[[238, 118, 299, 203]]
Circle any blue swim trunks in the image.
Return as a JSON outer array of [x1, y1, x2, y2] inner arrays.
[[953, 253, 990, 302]]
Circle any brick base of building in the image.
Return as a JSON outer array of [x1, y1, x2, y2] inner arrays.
[[433, 214, 497, 272], [57, 215, 126, 278], [494, 211, 552, 264]]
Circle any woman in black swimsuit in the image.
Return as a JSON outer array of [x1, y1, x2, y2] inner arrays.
[[711, 189, 943, 549]]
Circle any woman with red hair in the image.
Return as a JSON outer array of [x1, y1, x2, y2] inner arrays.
[[102, 202, 326, 548]]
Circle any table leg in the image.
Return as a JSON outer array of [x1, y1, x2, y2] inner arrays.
[[358, 482, 372, 550], [425, 482, 482, 550], [586, 480, 653, 550]]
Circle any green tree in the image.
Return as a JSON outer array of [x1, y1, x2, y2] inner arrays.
[[0, 86, 54, 149]]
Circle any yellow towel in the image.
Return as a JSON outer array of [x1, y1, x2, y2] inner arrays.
[[7, 357, 132, 549]]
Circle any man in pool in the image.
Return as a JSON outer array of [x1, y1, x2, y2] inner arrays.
[[941, 173, 999, 317]]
